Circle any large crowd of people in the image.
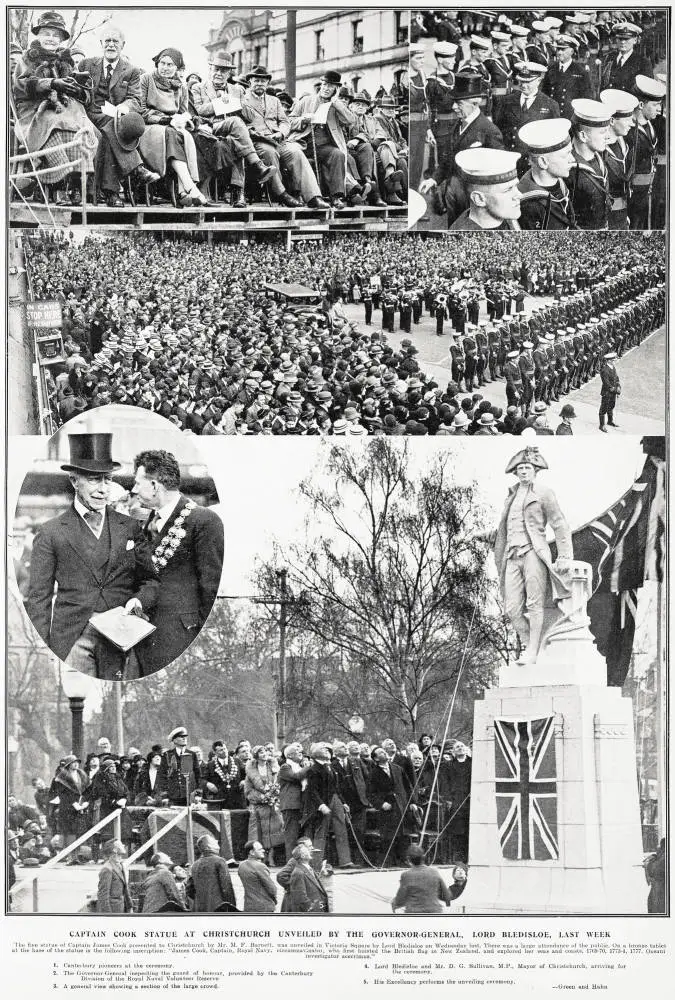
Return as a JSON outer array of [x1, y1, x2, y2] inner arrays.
[[409, 9, 667, 230], [8, 730, 472, 913], [24, 229, 665, 436], [11, 12, 407, 211]]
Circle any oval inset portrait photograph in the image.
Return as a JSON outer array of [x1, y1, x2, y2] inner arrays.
[[16, 406, 224, 682]]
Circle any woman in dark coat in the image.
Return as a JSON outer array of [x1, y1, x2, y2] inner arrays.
[[133, 749, 163, 805], [50, 754, 90, 857], [138, 47, 222, 206], [12, 11, 98, 205], [85, 758, 133, 850]]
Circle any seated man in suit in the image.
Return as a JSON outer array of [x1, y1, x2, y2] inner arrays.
[[24, 432, 159, 680], [131, 449, 224, 674], [79, 24, 159, 206], [240, 65, 328, 209], [289, 70, 358, 209]]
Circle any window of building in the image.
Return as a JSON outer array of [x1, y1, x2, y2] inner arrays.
[[351, 75, 361, 94], [352, 19, 363, 54], [395, 11, 408, 46], [315, 29, 324, 62], [254, 45, 262, 66]]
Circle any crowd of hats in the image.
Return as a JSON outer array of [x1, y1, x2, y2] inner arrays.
[[23, 229, 665, 437]]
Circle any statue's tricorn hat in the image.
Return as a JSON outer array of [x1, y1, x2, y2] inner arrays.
[[505, 446, 549, 474]]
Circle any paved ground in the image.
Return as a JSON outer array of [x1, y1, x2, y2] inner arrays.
[[341, 298, 665, 436]]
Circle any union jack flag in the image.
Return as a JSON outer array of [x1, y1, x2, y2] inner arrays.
[[494, 716, 558, 862]]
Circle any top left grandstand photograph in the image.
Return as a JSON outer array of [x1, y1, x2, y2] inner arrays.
[[8, 7, 410, 231]]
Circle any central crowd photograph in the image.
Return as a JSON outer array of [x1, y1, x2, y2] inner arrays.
[[5, 4, 668, 932]]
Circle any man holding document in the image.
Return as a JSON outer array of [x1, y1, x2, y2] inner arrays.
[[289, 70, 358, 208], [24, 432, 159, 680]]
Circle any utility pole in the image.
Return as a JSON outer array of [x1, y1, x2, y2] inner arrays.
[[285, 10, 297, 97], [253, 569, 307, 748], [277, 569, 288, 748]]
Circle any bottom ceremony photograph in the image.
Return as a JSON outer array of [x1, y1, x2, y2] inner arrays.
[[6, 435, 666, 917]]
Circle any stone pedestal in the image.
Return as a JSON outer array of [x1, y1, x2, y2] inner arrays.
[[462, 682, 646, 914]]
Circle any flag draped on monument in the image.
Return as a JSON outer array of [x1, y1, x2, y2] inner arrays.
[[570, 438, 665, 687], [494, 715, 559, 861]]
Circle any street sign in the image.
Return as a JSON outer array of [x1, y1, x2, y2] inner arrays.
[[26, 300, 62, 329]]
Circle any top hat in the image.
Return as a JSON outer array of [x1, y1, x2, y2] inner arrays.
[[246, 64, 272, 81], [209, 49, 234, 69], [320, 70, 341, 86], [113, 111, 145, 153], [61, 433, 121, 474], [32, 10, 70, 39], [378, 95, 397, 109], [451, 70, 489, 101]]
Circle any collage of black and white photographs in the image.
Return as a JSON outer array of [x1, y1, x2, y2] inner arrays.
[[3, 4, 671, 998]]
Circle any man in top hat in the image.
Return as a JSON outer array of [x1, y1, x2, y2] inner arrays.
[[131, 449, 224, 674], [517, 118, 577, 230], [191, 51, 278, 208], [494, 61, 558, 153], [627, 75, 666, 230], [543, 34, 593, 118], [598, 351, 621, 432], [488, 447, 572, 666], [24, 433, 159, 680], [157, 727, 202, 806], [79, 23, 160, 207], [450, 148, 521, 230], [289, 71, 358, 209], [240, 65, 328, 208], [602, 22, 652, 92], [569, 99, 611, 229]]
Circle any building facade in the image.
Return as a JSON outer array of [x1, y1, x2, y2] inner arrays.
[[204, 8, 409, 97]]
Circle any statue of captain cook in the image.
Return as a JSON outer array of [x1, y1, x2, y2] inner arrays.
[[489, 446, 574, 666]]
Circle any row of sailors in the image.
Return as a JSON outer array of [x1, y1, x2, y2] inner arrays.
[[439, 287, 663, 408], [414, 76, 666, 231]]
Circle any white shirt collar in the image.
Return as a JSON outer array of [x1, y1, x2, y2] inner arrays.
[[154, 496, 181, 531], [74, 496, 106, 537], [461, 106, 480, 130], [104, 58, 119, 73]]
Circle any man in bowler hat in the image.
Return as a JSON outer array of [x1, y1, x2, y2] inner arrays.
[[25, 433, 159, 680]]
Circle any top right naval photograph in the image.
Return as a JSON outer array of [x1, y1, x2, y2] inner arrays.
[[408, 9, 668, 231]]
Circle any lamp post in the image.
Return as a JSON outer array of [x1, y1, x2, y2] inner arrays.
[[61, 669, 89, 760]]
